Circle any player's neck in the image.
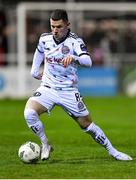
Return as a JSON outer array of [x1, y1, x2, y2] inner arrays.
[[53, 29, 70, 45]]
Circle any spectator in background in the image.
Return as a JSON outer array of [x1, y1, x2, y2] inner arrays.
[[83, 21, 105, 66], [0, 8, 8, 66], [124, 21, 136, 53]]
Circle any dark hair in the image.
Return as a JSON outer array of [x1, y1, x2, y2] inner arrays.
[[50, 9, 68, 22]]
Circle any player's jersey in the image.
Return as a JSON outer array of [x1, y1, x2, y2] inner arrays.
[[37, 30, 89, 89]]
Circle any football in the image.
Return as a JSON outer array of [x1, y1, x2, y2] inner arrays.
[[18, 141, 41, 163]]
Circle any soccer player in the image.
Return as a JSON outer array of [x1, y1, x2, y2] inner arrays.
[[24, 9, 132, 161]]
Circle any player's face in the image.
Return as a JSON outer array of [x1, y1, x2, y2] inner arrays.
[[50, 19, 70, 41]]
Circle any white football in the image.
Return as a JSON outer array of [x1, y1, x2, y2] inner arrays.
[[18, 141, 41, 163]]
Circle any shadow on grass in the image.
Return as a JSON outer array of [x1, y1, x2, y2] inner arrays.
[[35, 155, 136, 165], [37, 156, 112, 165]]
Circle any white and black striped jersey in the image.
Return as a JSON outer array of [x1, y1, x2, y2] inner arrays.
[[32, 30, 91, 89]]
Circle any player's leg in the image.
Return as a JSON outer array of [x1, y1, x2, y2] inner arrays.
[[75, 115, 132, 161], [24, 86, 56, 160], [60, 90, 132, 161], [24, 99, 48, 145], [24, 99, 53, 160]]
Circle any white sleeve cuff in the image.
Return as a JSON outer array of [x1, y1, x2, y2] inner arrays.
[[73, 54, 92, 67]]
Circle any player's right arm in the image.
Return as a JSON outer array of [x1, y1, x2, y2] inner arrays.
[[31, 36, 45, 80]]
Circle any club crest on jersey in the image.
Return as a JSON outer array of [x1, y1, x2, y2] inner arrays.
[[77, 101, 85, 111], [61, 46, 70, 54]]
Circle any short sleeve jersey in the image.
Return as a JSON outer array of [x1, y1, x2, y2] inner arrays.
[[37, 30, 89, 89]]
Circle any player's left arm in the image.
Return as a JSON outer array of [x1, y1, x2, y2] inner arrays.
[[62, 54, 92, 68], [74, 38, 92, 67], [73, 54, 92, 67], [62, 38, 92, 68]]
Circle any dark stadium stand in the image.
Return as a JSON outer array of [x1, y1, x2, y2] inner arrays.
[[1, 0, 136, 6]]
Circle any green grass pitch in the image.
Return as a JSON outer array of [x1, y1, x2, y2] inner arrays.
[[0, 96, 136, 179]]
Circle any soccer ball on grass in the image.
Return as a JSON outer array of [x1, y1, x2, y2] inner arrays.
[[18, 141, 41, 163]]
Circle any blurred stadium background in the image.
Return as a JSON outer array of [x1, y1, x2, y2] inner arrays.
[[0, 0, 136, 98], [1, 1, 136, 178]]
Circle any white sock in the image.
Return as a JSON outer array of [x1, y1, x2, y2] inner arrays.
[[85, 122, 117, 155], [30, 120, 49, 146], [41, 135, 49, 147], [24, 108, 48, 146]]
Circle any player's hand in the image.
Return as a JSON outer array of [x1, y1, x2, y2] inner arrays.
[[34, 72, 43, 80], [62, 55, 74, 68]]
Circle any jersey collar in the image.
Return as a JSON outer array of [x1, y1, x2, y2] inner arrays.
[[53, 29, 70, 45]]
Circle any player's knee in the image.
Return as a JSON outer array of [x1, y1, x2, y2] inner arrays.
[[24, 108, 38, 126], [76, 116, 92, 129]]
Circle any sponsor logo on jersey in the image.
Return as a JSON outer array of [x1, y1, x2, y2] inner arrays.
[[33, 92, 41, 97], [61, 46, 70, 54], [46, 57, 63, 64]]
